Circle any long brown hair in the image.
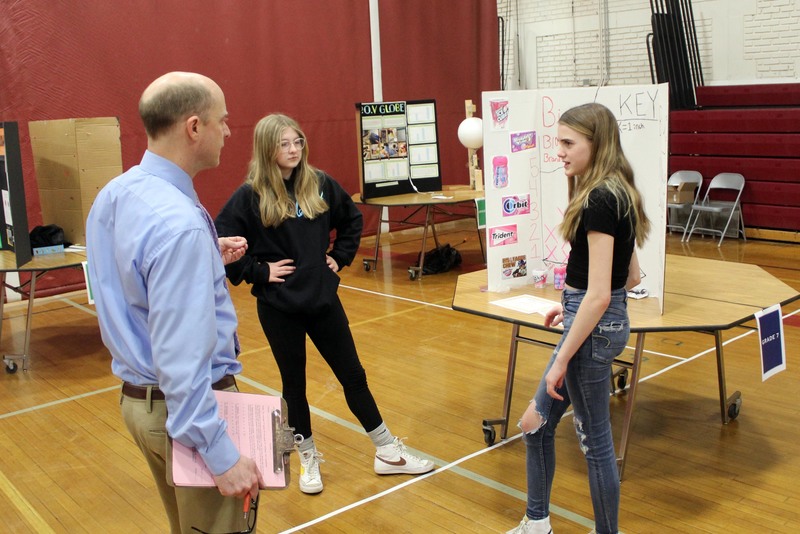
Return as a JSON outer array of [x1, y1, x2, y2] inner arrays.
[[246, 114, 328, 227], [558, 103, 650, 245]]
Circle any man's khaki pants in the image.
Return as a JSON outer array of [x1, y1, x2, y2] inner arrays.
[[120, 387, 256, 534]]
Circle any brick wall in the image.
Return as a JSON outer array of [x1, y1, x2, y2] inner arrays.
[[744, 0, 800, 79], [497, 0, 797, 89]]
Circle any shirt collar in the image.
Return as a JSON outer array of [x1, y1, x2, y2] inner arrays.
[[139, 150, 196, 200]]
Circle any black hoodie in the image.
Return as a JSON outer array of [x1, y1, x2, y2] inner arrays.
[[215, 170, 362, 313]]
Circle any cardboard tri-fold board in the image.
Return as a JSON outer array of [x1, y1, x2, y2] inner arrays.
[[29, 117, 122, 246], [667, 181, 696, 205]]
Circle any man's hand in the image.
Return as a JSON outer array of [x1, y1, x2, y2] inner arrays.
[[219, 236, 248, 265], [212, 455, 263, 498]]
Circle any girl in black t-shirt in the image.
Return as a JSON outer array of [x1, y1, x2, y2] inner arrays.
[[508, 103, 650, 534]]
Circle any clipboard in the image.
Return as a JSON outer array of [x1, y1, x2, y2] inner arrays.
[[167, 390, 298, 489]]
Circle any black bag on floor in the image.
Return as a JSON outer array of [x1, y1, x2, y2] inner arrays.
[[417, 243, 462, 275]]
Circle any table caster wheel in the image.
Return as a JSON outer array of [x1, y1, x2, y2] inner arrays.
[[727, 398, 741, 420], [482, 424, 496, 446], [408, 269, 418, 280], [363, 260, 371, 272], [5, 361, 18, 374], [617, 369, 628, 390]]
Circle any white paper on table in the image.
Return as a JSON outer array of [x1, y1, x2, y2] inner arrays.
[[489, 294, 560, 315]]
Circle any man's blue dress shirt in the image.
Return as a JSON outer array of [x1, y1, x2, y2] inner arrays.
[[86, 150, 241, 476]]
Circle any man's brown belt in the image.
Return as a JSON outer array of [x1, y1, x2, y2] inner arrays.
[[121, 374, 237, 400]]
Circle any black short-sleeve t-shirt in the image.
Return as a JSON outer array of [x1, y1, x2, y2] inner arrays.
[[565, 186, 636, 290]]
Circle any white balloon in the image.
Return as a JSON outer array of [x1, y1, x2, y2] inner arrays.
[[457, 117, 484, 149]]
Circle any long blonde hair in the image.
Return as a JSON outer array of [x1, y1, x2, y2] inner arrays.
[[246, 114, 328, 228], [558, 103, 650, 245]]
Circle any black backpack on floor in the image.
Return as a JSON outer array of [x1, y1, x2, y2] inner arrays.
[[417, 243, 462, 275]]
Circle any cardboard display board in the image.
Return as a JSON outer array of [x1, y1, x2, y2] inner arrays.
[[29, 117, 122, 246], [356, 99, 442, 199], [0, 122, 32, 267], [481, 84, 669, 310]]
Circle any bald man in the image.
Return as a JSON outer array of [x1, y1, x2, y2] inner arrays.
[[86, 72, 261, 533]]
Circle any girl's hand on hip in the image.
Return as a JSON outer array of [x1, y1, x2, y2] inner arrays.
[[268, 259, 295, 282], [326, 255, 339, 272]]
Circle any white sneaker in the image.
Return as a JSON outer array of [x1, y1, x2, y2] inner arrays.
[[374, 437, 434, 475], [507, 515, 553, 534], [298, 448, 324, 494]]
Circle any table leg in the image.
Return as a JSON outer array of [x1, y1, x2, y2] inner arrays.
[[21, 273, 36, 371], [481, 325, 560, 446], [408, 205, 433, 280], [482, 323, 521, 445], [475, 221, 486, 263], [362, 207, 383, 273], [1, 271, 7, 372], [714, 330, 741, 423], [430, 208, 441, 249], [616, 331, 646, 481], [0, 272, 5, 336], [2, 271, 39, 373]]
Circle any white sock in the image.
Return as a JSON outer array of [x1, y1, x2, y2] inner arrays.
[[367, 422, 394, 448], [297, 435, 316, 456]]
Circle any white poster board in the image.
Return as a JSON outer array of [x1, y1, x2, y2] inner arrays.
[[481, 84, 669, 311]]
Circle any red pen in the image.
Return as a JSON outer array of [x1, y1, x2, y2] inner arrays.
[[243, 493, 251, 521]]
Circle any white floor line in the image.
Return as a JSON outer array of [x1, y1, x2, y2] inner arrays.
[[62, 297, 97, 316], [0, 385, 119, 420], [340, 283, 453, 310]]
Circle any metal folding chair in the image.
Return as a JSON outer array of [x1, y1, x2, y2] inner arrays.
[[682, 172, 746, 246], [666, 170, 703, 234]]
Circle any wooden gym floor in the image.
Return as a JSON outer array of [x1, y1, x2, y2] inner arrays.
[[1, 220, 799, 533]]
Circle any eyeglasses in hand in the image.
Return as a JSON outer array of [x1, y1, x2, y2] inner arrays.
[[191, 494, 258, 534], [279, 138, 305, 152]]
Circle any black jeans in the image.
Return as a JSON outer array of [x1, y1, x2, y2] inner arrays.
[[256, 295, 383, 439]]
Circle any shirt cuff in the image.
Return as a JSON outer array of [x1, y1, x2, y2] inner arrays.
[[202, 431, 240, 476]]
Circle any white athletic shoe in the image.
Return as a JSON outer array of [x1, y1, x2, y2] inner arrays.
[[374, 437, 434, 475], [506, 516, 553, 534], [298, 448, 324, 494]]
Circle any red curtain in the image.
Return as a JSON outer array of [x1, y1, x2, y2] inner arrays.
[[0, 0, 497, 294]]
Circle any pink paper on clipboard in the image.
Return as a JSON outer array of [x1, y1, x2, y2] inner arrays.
[[171, 390, 294, 489]]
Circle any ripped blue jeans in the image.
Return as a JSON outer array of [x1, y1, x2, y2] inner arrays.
[[522, 287, 628, 534]]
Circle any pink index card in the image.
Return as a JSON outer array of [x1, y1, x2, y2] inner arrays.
[[171, 390, 288, 488]]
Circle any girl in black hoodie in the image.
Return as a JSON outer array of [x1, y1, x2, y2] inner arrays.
[[215, 114, 434, 495]]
